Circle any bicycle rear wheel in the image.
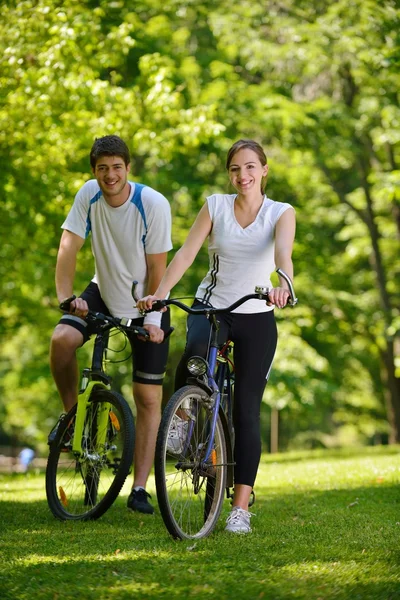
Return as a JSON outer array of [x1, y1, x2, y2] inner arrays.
[[155, 385, 227, 539], [46, 388, 134, 520]]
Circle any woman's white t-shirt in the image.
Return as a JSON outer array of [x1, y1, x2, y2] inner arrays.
[[195, 194, 293, 313]]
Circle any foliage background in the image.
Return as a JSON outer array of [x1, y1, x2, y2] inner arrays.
[[0, 0, 399, 453]]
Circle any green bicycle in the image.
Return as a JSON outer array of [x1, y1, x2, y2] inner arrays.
[[46, 300, 149, 521]]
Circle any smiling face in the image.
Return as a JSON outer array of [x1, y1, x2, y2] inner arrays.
[[92, 155, 131, 205], [227, 148, 268, 197]]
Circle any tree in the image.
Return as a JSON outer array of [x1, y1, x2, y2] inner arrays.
[[0, 0, 398, 449]]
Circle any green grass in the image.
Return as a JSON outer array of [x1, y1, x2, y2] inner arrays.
[[1, 446, 399, 600]]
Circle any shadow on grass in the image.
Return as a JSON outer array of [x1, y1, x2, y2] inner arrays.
[[1, 445, 400, 600], [3, 482, 399, 543], [1, 479, 400, 599], [2, 555, 400, 600]]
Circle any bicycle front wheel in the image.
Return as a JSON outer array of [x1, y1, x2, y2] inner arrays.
[[155, 385, 227, 539], [46, 388, 134, 520]]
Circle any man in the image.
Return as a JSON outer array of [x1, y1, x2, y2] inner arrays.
[[49, 135, 172, 515]]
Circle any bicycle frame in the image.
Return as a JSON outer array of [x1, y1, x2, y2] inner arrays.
[[182, 314, 235, 481], [215, 341, 235, 490], [199, 315, 226, 464], [215, 341, 234, 438]]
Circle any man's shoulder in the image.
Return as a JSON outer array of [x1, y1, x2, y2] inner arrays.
[[75, 179, 102, 203], [133, 183, 170, 208]]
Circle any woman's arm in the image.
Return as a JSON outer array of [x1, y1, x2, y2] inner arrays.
[[137, 202, 212, 310], [268, 207, 296, 308]]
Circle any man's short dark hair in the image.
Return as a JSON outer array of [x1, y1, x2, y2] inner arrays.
[[90, 135, 131, 169]]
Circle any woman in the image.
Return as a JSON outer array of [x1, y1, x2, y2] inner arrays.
[[137, 139, 296, 533]]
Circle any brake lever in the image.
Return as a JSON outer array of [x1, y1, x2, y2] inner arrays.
[[132, 280, 150, 316], [132, 280, 140, 303], [163, 327, 174, 342], [59, 295, 77, 312]]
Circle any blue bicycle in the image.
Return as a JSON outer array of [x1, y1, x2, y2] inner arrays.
[[150, 268, 297, 539]]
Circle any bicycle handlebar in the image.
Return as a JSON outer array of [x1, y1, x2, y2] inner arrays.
[[59, 296, 151, 339], [59, 296, 174, 341], [276, 268, 298, 306], [139, 268, 298, 316]]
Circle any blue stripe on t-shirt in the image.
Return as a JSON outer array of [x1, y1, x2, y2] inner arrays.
[[131, 183, 148, 247], [85, 190, 102, 238]]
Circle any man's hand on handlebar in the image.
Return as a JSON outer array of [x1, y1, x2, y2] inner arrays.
[[142, 324, 165, 344], [60, 296, 89, 318], [267, 287, 291, 309]]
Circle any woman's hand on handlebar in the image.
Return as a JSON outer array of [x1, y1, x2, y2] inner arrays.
[[136, 295, 167, 313], [267, 287, 291, 309]]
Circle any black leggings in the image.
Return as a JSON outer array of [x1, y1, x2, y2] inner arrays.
[[175, 301, 278, 488]]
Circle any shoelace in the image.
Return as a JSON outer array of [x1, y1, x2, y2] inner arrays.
[[134, 489, 152, 500], [226, 507, 255, 524]]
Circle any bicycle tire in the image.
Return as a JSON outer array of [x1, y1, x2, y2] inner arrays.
[[46, 388, 134, 520], [155, 385, 227, 539]]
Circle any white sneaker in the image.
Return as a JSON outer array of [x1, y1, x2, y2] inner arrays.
[[225, 507, 254, 534], [167, 416, 189, 454]]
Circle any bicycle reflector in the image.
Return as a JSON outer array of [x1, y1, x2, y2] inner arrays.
[[187, 356, 207, 376]]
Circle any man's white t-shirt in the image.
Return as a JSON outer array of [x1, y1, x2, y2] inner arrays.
[[196, 194, 293, 313], [62, 180, 172, 324]]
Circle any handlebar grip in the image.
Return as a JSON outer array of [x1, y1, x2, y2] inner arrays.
[[141, 300, 167, 313], [151, 300, 167, 312], [59, 295, 77, 312], [163, 327, 174, 342]]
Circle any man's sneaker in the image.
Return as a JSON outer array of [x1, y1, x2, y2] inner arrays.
[[167, 416, 189, 454], [47, 413, 67, 445], [48, 414, 74, 452], [127, 488, 154, 515], [225, 507, 254, 534]]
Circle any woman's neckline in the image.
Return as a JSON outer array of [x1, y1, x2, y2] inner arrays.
[[232, 194, 266, 229]]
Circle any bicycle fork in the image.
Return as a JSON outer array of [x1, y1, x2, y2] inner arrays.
[[72, 376, 111, 457]]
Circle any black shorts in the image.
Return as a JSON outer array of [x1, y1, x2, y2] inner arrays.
[[58, 282, 170, 385]]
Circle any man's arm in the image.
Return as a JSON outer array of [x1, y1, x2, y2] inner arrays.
[[145, 252, 168, 297], [141, 252, 169, 343], [55, 229, 85, 303]]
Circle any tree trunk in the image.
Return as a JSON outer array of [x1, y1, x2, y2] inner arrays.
[[381, 341, 400, 443]]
